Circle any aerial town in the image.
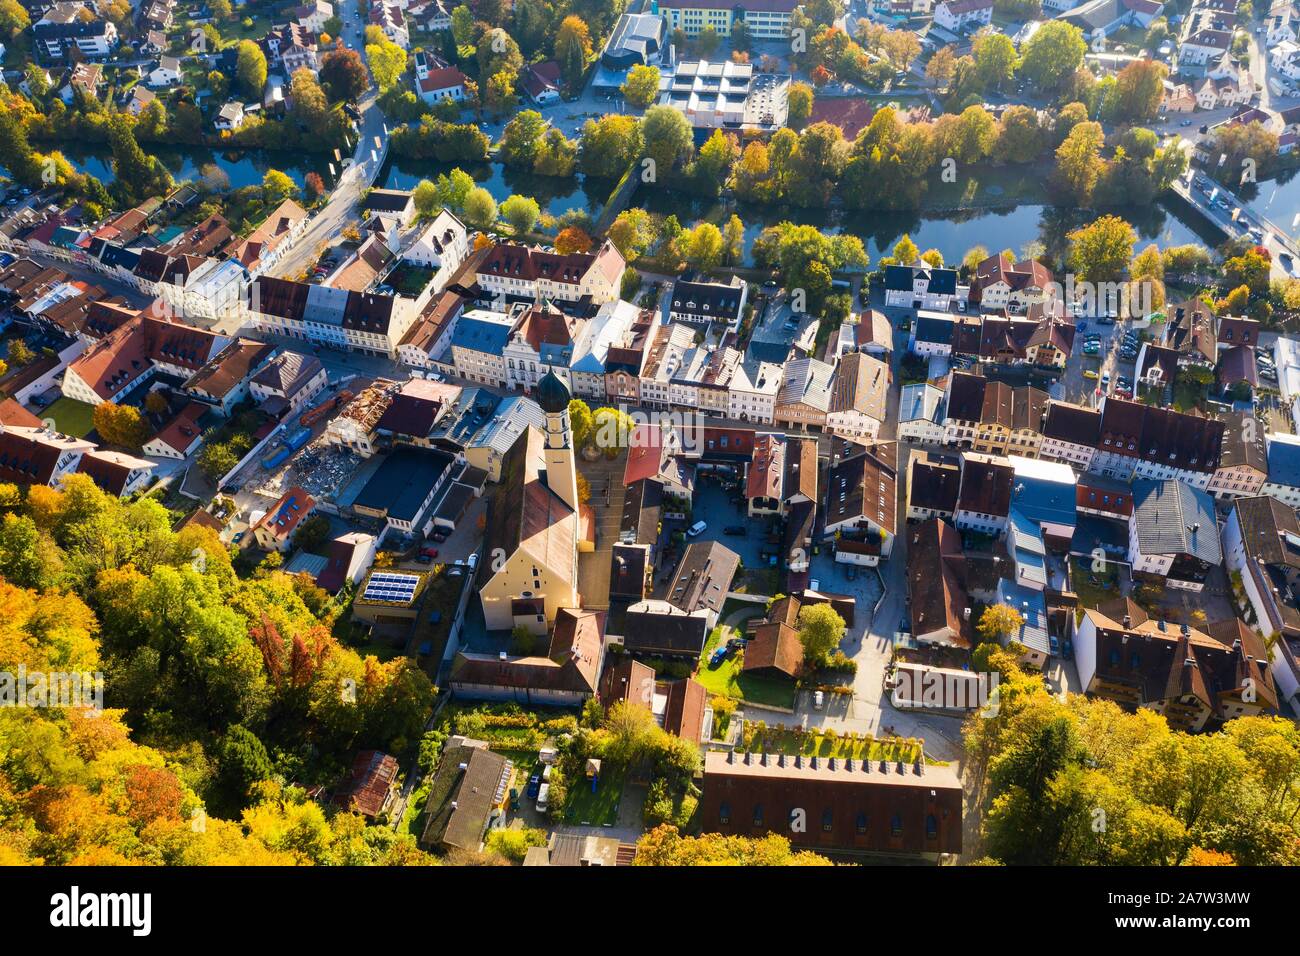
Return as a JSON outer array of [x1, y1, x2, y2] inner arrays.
[[0, 0, 1299, 877]]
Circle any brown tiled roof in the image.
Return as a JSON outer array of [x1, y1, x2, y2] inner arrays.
[[0, 398, 42, 429], [700, 750, 963, 855], [956, 457, 1013, 517], [825, 442, 896, 534], [75, 449, 152, 496], [184, 338, 274, 400], [374, 379, 459, 438], [479, 427, 576, 586], [745, 603, 804, 679], [451, 608, 603, 695], [783, 436, 819, 502], [598, 656, 656, 710], [745, 432, 785, 500], [333, 750, 398, 818], [421, 744, 510, 850], [658, 541, 740, 616], [1084, 607, 1277, 720], [1042, 401, 1100, 447], [907, 519, 969, 648], [946, 371, 985, 422], [830, 351, 888, 420], [0, 429, 64, 485], [1097, 399, 1223, 473], [253, 485, 316, 542], [661, 677, 707, 743], [70, 315, 222, 400], [908, 454, 960, 514]]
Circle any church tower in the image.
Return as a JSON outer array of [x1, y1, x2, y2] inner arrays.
[[537, 370, 580, 513]]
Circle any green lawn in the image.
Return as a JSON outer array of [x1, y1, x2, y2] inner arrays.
[[564, 764, 625, 826], [695, 627, 797, 710], [41, 397, 96, 438], [1070, 556, 1119, 610]]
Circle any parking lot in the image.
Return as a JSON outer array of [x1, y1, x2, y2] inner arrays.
[[1059, 319, 1141, 406]]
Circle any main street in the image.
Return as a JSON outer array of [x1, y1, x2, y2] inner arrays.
[[259, 10, 391, 287]]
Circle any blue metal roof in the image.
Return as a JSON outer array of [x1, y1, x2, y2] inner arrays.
[[451, 312, 513, 353], [1267, 435, 1300, 488], [995, 579, 1050, 656]]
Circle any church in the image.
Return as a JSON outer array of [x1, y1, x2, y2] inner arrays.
[[476, 370, 583, 633]]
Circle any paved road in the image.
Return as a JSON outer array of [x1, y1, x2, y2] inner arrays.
[[1171, 173, 1300, 281], [261, 11, 390, 285]]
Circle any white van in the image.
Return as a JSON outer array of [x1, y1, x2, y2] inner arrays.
[[536, 783, 550, 813], [687, 520, 707, 537]]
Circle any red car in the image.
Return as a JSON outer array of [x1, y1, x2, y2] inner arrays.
[[420, 547, 439, 559]]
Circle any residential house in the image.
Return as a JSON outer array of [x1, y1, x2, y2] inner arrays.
[[144, 55, 182, 87], [954, 454, 1014, 537], [142, 402, 206, 459], [1128, 479, 1221, 591], [475, 241, 625, 307], [183, 338, 276, 416], [1075, 602, 1275, 732], [1207, 411, 1268, 499], [906, 453, 961, 522], [942, 372, 1048, 456], [420, 742, 512, 852], [667, 273, 747, 329], [933, 0, 993, 32], [450, 608, 604, 706], [522, 61, 562, 105], [333, 750, 398, 819], [774, 356, 835, 431], [1091, 398, 1223, 490], [968, 255, 1054, 312], [249, 351, 328, 415], [907, 518, 971, 649], [897, 382, 946, 446], [252, 486, 316, 552], [1263, 433, 1300, 508], [825, 351, 889, 443], [1039, 400, 1100, 469], [883, 264, 960, 310], [820, 436, 889, 545]]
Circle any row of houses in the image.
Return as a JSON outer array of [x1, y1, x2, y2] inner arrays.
[[899, 370, 1298, 504]]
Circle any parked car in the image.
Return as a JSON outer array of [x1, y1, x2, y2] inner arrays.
[[723, 525, 747, 536], [420, 547, 439, 559], [536, 783, 550, 813], [813, 690, 825, 710], [687, 520, 707, 537], [527, 774, 540, 799], [709, 644, 730, 667]]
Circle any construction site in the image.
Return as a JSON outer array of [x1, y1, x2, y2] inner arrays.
[[234, 378, 394, 510]]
